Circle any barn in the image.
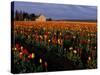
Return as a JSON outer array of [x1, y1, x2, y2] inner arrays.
[[35, 14, 46, 22]]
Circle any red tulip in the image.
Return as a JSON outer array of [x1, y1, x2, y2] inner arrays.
[[15, 43, 20, 49], [45, 32, 48, 36], [23, 48, 29, 55], [80, 40, 87, 44], [19, 52, 23, 59], [28, 53, 35, 59], [44, 61, 48, 71], [28, 54, 32, 59]]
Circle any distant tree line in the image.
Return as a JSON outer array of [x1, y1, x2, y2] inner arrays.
[[14, 10, 52, 21]]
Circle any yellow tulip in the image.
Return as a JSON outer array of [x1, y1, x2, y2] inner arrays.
[[39, 58, 42, 63], [48, 39, 51, 42], [73, 50, 77, 54], [21, 46, 23, 50], [60, 32, 62, 36], [69, 47, 73, 50], [32, 53, 35, 59], [40, 35, 43, 39], [88, 39, 90, 42], [14, 47, 17, 51], [73, 36, 76, 39]]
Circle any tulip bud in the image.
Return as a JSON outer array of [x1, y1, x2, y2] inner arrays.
[[32, 53, 35, 59], [73, 50, 77, 54], [69, 47, 73, 50], [21, 46, 23, 51], [14, 47, 17, 51], [19, 52, 23, 59], [28, 53, 35, 59], [39, 58, 42, 64], [48, 39, 51, 43], [94, 46, 96, 49], [88, 56, 91, 61], [88, 39, 90, 42], [45, 62, 48, 68], [60, 32, 62, 36], [73, 36, 76, 39]]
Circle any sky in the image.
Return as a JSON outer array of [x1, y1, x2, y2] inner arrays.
[[12, 1, 97, 20]]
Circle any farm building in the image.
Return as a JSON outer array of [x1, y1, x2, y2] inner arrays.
[[35, 14, 46, 22]]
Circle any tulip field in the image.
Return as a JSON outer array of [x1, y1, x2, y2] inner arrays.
[[12, 21, 97, 73]]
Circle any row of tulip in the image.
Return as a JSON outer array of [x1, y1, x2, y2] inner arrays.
[[12, 21, 97, 73]]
